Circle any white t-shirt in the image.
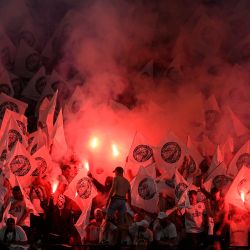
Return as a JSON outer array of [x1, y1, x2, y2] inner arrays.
[[184, 202, 206, 233], [154, 222, 177, 241], [0, 225, 28, 242], [230, 220, 249, 246]]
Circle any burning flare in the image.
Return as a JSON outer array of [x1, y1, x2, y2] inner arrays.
[[90, 137, 99, 149], [52, 181, 59, 194], [84, 160, 90, 171], [112, 144, 120, 157], [241, 192, 245, 203]]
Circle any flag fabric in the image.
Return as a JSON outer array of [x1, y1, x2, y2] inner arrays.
[[64, 168, 97, 210], [131, 166, 159, 213], [228, 107, 249, 137], [181, 136, 203, 182], [38, 90, 58, 136], [200, 135, 216, 157], [225, 166, 250, 212], [206, 161, 232, 196], [1, 109, 27, 136], [8, 72, 24, 96], [14, 40, 41, 78], [0, 92, 28, 120], [204, 94, 221, 130], [37, 96, 50, 120], [0, 68, 14, 96], [64, 168, 97, 240], [31, 145, 53, 177], [206, 145, 224, 177], [0, 116, 28, 152], [46, 71, 70, 104], [28, 128, 49, 155], [75, 201, 92, 242], [16, 177, 39, 217], [174, 170, 189, 205], [63, 86, 84, 116], [125, 132, 154, 177], [50, 109, 68, 161], [154, 132, 187, 178], [156, 173, 175, 199], [21, 67, 47, 101], [222, 136, 234, 165], [0, 27, 16, 71], [18, 22, 38, 49], [227, 140, 250, 178], [6, 142, 36, 188]]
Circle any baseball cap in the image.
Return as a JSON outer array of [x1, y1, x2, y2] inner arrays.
[[157, 211, 167, 220], [113, 166, 124, 174]]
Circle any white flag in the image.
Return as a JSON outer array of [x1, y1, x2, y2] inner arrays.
[[154, 132, 187, 178], [0, 68, 14, 96], [63, 86, 84, 116], [50, 109, 68, 161], [0, 92, 28, 120], [31, 145, 53, 177], [228, 107, 249, 137], [204, 94, 221, 130], [22, 67, 47, 101], [207, 145, 224, 177], [225, 166, 250, 212], [38, 90, 58, 136], [1, 109, 27, 136], [0, 116, 28, 152], [16, 177, 39, 217], [64, 168, 97, 210], [227, 140, 250, 177], [28, 128, 49, 155], [125, 131, 154, 176], [6, 142, 36, 188], [0, 27, 16, 71], [174, 170, 189, 205], [14, 40, 41, 78], [206, 161, 232, 196], [131, 166, 159, 213]]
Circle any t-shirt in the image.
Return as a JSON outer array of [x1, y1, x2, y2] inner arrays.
[[0, 225, 28, 242], [184, 202, 206, 233], [230, 220, 249, 246], [154, 222, 177, 241]]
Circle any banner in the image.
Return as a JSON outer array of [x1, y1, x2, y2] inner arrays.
[[131, 166, 159, 213], [225, 166, 250, 212], [125, 131, 154, 177]]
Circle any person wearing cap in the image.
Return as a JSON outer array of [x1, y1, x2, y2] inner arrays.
[[129, 219, 153, 249], [106, 166, 131, 224], [153, 211, 178, 249]]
